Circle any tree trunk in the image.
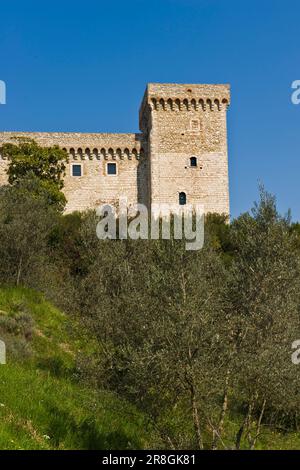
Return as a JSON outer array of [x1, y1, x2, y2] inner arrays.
[[16, 255, 23, 286], [189, 380, 204, 450], [250, 398, 266, 450], [235, 399, 253, 450], [212, 368, 230, 449]]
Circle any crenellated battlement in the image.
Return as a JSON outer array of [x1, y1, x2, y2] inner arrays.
[[139, 83, 230, 131], [149, 97, 229, 111], [0, 131, 146, 160], [65, 146, 145, 160], [0, 83, 230, 215]]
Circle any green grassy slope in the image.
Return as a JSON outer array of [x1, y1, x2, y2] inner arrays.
[[0, 287, 156, 450], [1, 287, 299, 450]]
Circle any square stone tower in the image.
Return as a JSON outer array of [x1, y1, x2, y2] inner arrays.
[[139, 83, 230, 215], [0, 82, 230, 216]]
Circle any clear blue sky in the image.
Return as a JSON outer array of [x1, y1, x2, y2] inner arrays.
[[0, 0, 299, 220]]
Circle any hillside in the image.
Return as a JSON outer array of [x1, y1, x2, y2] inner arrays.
[[0, 287, 157, 450], [1, 287, 300, 450]]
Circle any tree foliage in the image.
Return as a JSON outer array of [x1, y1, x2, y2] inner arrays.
[[64, 189, 300, 449], [0, 178, 299, 449], [1, 137, 67, 210]]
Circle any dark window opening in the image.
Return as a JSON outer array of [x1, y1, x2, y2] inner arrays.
[[179, 192, 187, 205], [72, 164, 82, 177], [190, 156, 197, 167], [107, 163, 117, 175]]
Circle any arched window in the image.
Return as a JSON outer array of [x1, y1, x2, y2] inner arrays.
[[179, 192, 187, 205], [190, 156, 197, 167]]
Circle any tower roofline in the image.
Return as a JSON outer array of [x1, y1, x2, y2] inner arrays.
[[139, 82, 230, 130]]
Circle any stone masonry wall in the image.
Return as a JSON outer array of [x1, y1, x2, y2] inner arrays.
[[140, 83, 230, 215], [0, 83, 230, 216], [0, 132, 148, 213]]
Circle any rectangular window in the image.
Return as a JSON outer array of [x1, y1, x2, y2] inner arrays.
[[107, 163, 117, 175], [72, 164, 82, 177]]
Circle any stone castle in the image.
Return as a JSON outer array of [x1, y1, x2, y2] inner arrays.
[[0, 83, 230, 215]]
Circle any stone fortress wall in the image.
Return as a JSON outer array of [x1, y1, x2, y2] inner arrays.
[[0, 83, 230, 215]]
